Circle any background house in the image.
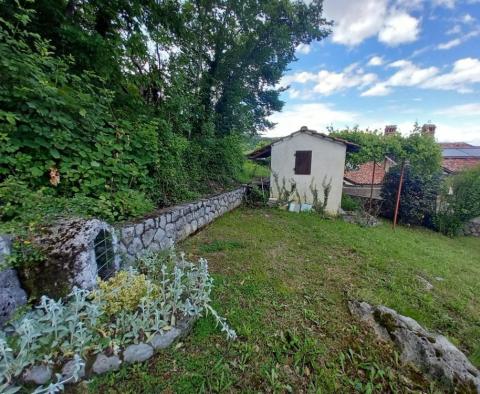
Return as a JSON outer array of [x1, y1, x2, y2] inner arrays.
[[248, 126, 358, 214], [439, 142, 480, 174], [343, 124, 480, 201]]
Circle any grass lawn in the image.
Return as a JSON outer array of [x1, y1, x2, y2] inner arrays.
[[83, 208, 480, 393]]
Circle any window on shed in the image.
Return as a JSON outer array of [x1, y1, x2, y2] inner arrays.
[[294, 151, 312, 175]]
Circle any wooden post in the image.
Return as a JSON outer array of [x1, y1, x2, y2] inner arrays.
[[393, 160, 406, 230], [369, 159, 376, 212]]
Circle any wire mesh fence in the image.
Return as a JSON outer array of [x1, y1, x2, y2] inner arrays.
[[94, 229, 115, 280]]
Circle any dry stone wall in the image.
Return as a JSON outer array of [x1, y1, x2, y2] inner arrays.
[[117, 187, 246, 262]]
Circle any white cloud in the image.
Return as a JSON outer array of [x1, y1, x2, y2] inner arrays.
[[437, 29, 479, 51], [360, 57, 480, 96], [387, 60, 439, 86], [437, 38, 462, 50], [268, 103, 358, 137], [361, 60, 438, 96], [446, 25, 461, 35], [280, 71, 317, 86], [323, 0, 420, 47], [435, 103, 480, 116], [423, 57, 480, 92], [361, 83, 392, 96], [432, 0, 456, 8], [462, 14, 475, 24], [280, 63, 377, 97], [378, 11, 421, 46], [296, 43, 311, 55], [323, 0, 389, 46], [367, 56, 384, 66]]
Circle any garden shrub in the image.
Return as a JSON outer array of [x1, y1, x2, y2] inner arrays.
[[341, 194, 361, 212], [245, 185, 268, 207], [0, 252, 236, 392], [434, 166, 480, 236], [95, 271, 158, 315], [381, 165, 441, 227]]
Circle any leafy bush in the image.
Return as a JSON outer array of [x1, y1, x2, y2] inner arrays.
[[381, 166, 441, 227], [341, 194, 362, 212], [244, 185, 268, 207], [434, 166, 480, 236], [95, 271, 158, 315], [0, 252, 236, 392], [0, 178, 154, 233]]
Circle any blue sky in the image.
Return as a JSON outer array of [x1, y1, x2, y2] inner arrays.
[[268, 0, 480, 144]]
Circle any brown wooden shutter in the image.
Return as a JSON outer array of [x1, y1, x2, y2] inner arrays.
[[294, 150, 312, 175]]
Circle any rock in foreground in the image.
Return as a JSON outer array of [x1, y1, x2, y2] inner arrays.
[[349, 300, 480, 393]]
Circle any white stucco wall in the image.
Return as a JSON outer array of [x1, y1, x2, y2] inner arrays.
[[269, 132, 347, 214]]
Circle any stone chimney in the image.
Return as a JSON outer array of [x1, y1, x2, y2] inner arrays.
[[421, 123, 436, 137], [384, 125, 397, 136]]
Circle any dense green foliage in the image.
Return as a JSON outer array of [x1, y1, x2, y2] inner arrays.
[[341, 194, 361, 212], [0, 1, 330, 226], [330, 124, 442, 174], [332, 125, 442, 227], [435, 166, 480, 235], [381, 166, 442, 227]]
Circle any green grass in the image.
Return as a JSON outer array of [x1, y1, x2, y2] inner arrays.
[[83, 208, 480, 393], [237, 160, 270, 184]]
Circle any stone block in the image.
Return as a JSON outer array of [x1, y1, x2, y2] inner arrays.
[[127, 237, 143, 256], [0, 287, 27, 326], [121, 227, 135, 246], [144, 218, 155, 231], [92, 354, 121, 374], [149, 328, 182, 350], [159, 215, 167, 229], [142, 228, 156, 248], [165, 223, 175, 239], [0, 269, 22, 289], [61, 358, 86, 384], [123, 343, 154, 363], [154, 228, 166, 244], [23, 365, 52, 385], [134, 223, 144, 236]]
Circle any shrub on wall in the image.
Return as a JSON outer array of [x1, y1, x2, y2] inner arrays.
[[434, 166, 480, 236]]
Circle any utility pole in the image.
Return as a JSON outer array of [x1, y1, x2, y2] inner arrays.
[[393, 160, 407, 230], [369, 159, 376, 212]]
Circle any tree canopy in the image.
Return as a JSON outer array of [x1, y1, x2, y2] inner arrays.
[[329, 124, 442, 174], [0, 0, 331, 224]]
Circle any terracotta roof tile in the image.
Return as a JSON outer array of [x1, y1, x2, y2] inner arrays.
[[344, 161, 389, 185], [442, 158, 480, 173]]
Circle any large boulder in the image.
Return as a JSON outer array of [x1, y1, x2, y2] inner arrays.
[[349, 300, 480, 392], [20, 219, 120, 299]]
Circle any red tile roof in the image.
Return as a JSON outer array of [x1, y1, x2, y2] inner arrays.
[[442, 158, 480, 173], [344, 160, 390, 185]]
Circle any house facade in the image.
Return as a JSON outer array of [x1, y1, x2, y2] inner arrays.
[[248, 126, 358, 214]]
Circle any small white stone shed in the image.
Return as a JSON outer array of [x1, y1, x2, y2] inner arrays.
[[248, 126, 358, 214]]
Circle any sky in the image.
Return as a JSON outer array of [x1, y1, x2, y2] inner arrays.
[[267, 0, 480, 145]]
